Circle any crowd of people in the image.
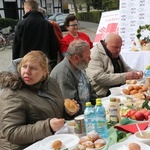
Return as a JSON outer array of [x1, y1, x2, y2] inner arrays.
[[0, 0, 143, 149]]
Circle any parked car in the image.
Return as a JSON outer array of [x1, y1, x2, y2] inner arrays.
[[53, 13, 69, 31], [48, 13, 63, 21]]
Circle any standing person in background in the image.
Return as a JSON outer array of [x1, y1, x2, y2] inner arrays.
[[38, 6, 63, 62], [50, 40, 97, 115], [0, 51, 79, 150], [12, 0, 59, 70], [61, 14, 93, 57], [86, 33, 143, 97]]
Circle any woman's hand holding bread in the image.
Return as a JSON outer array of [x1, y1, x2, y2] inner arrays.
[[64, 98, 79, 116]]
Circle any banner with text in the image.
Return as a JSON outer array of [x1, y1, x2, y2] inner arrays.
[[119, 0, 150, 51], [93, 10, 119, 46]]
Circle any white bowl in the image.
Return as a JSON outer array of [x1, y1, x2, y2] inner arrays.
[[134, 130, 150, 146], [109, 87, 121, 95]]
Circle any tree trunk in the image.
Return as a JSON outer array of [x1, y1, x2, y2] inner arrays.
[[86, 4, 90, 12], [72, 0, 78, 14]]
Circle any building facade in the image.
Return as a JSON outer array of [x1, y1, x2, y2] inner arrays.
[[0, 0, 63, 20]]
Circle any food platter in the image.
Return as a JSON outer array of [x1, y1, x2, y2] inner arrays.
[[40, 134, 79, 150], [78, 139, 108, 150], [101, 95, 126, 108], [108, 141, 150, 150]]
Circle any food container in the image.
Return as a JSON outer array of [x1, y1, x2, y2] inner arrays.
[[74, 114, 86, 138], [134, 130, 150, 145], [66, 120, 75, 134]]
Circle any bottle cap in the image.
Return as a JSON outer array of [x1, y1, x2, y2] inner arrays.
[[146, 65, 150, 69], [96, 98, 101, 103], [86, 102, 92, 106], [96, 101, 102, 106]]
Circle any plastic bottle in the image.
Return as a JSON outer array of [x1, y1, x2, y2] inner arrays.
[[84, 102, 95, 135], [144, 65, 150, 77], [95, 101, 108, 139], [108, 98, 121, 124], [144, 65, 150, 89]]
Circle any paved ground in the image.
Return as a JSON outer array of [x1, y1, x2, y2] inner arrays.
[[0, 21, 99, 72]]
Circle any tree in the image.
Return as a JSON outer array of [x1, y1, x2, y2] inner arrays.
[[90, 0, 102, 10], [72, 0, 78, 14], [90, 0, 119, 11], [102, 0, 119, 11], [71, 0, 119, 14]]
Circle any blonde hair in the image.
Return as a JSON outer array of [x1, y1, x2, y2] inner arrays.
[[18, 51, 49, 79]]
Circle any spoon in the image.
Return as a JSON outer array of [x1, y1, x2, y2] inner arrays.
[[136, 123, 143, 136]]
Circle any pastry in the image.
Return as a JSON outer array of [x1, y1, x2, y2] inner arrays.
[[79, 136, 89, 144], [87, 130, 101, 142], [94, 139, 106, 148], [82, 141, 94, 148]]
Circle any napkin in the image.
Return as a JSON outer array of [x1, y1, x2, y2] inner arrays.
[[102, 127, 131, 150], [114, 118, 149, 134], [114, 122, 149, 134]]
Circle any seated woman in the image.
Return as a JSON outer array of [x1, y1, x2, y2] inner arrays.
[[0, 51, 79, 150], [61, 14, 93, 57]]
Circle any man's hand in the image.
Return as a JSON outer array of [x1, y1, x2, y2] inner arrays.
[[125, 71, 143, 80]]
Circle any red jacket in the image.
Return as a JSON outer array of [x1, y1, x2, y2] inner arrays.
[[61, 32, 93, 54]]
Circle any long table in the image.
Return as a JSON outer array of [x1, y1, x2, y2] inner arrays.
[[120, 51, 150, 72], [24, 93, 150, 150]]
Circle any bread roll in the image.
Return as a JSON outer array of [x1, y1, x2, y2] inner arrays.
[[64, 99, 78, 113], [52, 140, 62, 149], [128, 86, 134, 91], [126, 80, 137, 84], [129, 142, 141, 150], [122, 88, 130, 95], [130, 90, 138, 95]]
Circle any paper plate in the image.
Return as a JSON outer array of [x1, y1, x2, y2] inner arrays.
[[40, 134, 79, 150], [108, 141, 150, 150], [120, 91, 135, 98]]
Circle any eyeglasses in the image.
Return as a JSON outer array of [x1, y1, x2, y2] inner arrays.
[[69, 24, 79, 27]]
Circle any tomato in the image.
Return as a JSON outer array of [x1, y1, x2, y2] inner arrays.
[[144, 110, 150, 120], [127, 109, 137, 120], [135, 111, 145, 121], [140, 108, 148, 114]]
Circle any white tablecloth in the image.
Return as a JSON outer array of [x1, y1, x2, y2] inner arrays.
[[24, 124, 70, 150], [24, 93, 150, 150], [120, 51, 150, 72]]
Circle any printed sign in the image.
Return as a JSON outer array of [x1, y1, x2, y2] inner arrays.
[[93, 10, 119, 45], [119, 0, 150, 51]]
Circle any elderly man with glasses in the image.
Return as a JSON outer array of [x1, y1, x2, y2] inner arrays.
[[60, 14, 93, 57]]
